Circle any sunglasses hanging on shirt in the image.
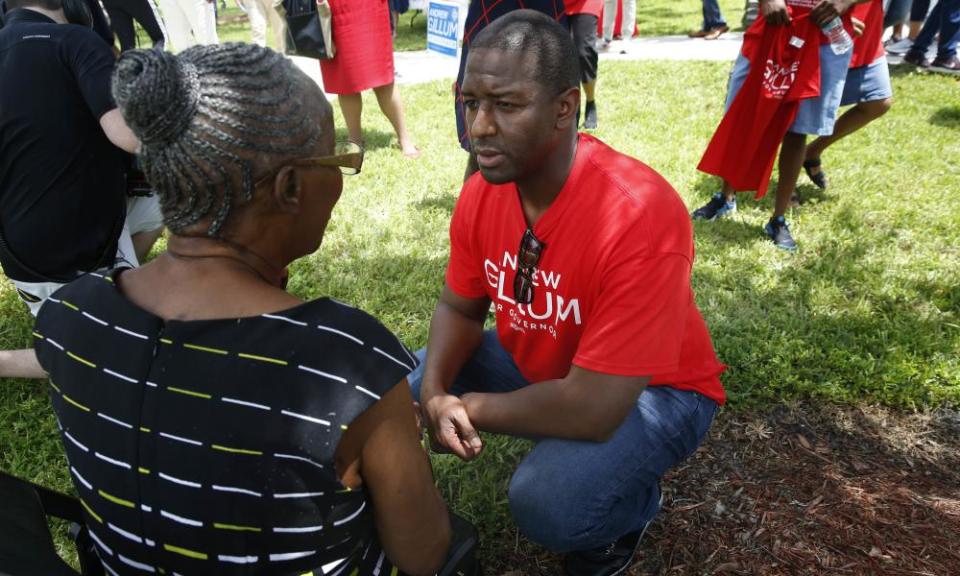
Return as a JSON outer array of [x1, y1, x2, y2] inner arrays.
[[513, 228, 545, 305]]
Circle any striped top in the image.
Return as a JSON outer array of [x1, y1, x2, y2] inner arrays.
[[33, 269, 418, 576]]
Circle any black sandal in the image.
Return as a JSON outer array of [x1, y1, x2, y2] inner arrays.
[[803, 158, 828, 190]]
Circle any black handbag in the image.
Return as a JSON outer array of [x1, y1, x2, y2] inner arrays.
[[283, 0, 335, 60]]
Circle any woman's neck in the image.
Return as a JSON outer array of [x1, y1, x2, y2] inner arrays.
[[166, 235, 287, 288]]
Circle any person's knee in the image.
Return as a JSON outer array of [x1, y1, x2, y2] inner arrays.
[[508, 466, 584, 552], [867, 97, 893, 118]]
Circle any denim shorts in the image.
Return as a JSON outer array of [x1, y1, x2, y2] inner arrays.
[[725, 43, 853, 136], [840, 56, 893, 106]]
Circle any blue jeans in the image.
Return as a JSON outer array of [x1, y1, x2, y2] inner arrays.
[[409, 331, 719, 552], [911, 0, 960, 59], [702, 0, 727, 30]]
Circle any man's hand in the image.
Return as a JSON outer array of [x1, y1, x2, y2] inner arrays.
[[811, 0, 855, 27], [423, 393, 483, 461], [761, 0, 791, 26]]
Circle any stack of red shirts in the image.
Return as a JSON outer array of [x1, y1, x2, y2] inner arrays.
[[698, 11, 822, 199]]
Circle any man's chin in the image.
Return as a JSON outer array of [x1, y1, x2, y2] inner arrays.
[[478, 166, 515, 185]]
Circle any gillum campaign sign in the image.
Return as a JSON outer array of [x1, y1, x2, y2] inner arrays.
[[427, 0, 466, 57]]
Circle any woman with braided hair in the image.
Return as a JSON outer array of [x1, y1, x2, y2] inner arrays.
[[32, 43, 463, 575]]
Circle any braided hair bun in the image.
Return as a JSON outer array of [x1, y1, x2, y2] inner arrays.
[[111, 44, 326, 236], [113, 49, 200, 146]]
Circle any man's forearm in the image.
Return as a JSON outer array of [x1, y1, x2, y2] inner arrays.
[[419, 300, 484, 402], [464, 374, 647, 442]]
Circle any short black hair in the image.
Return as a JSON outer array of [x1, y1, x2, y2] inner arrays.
[[470, 9, 580, 96], [6, 0, 63, 11]]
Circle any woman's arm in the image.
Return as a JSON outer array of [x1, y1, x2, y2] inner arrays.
[[336, 380, 452, 576]]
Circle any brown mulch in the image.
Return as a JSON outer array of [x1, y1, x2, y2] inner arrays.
[[493, 403, 960, 575]]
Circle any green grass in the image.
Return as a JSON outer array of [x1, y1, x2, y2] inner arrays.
[[2, 60, 958, 569], [134, 1, 749, 53]]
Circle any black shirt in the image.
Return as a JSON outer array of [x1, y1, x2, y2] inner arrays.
[[35, 270, 420, 575], [0, 9, 126, 282]]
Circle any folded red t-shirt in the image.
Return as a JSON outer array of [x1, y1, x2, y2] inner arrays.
[[698, 13, 821, 198]]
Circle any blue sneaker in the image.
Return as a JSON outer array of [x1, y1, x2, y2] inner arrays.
[[764, 216, 797, 251], [692, 193, 737, 221]]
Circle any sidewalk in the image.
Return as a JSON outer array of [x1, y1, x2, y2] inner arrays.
[[290, 33, 744, 98]]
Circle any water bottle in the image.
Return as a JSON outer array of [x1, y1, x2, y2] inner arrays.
[[821, 17, 853, 55]]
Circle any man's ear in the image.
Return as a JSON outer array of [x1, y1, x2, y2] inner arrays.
[[556, 87, 580, 130], [272, 166, 301, 214]]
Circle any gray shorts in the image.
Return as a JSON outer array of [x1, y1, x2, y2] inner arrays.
[[11, 195, 163, 317]]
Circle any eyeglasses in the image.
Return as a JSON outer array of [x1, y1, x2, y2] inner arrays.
[[513, 228, 545, 305], [254, 140, 364, 188]]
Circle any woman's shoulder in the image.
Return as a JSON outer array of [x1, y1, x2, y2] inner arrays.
[[279, 297, 418, 372]]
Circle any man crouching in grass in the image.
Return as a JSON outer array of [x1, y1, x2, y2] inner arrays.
[[407, 10, 727, 576]]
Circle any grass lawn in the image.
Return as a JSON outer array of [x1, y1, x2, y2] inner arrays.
[[134, 1, 751, 52], [1, 57, 958, 570]]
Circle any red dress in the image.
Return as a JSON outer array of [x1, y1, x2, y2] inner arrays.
[[319, 0, 394, 94]]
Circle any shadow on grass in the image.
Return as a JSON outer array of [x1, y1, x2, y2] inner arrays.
[[334, 127, 397, 152], [694, 205, 958, 407], [415, 193, 457, 215], [929, 105, 960, 129]]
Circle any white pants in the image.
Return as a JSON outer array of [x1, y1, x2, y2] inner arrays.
[[243, 0, 286, 51], [602, 0, 636, 41], [11, 195, 164, 317], [155, 0, 218, 51]]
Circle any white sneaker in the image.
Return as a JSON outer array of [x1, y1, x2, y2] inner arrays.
[[885, 38, 913, 55]]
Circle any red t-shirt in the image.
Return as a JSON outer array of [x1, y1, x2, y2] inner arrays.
[[565, 0, 602, 17], [700, 13, 821, 197], [446, 134, 726, 405], [850, 0, 884, 69]]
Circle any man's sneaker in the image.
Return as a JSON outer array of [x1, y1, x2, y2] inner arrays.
[[562, 491, 663, 576], [584, 101, 598, 130], [691, 193, 736, 221], [764, 216, 797, 251], [931, 55, 960, 75], [902, 49, 931, 68], [885, 37, 913, 55]]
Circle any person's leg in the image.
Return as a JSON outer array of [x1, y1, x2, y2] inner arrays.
[[570, 14, 600, 129], [773, 131, 807, 219], [156, 0, 196, 51], [338, 92, 365, 146], [908, 0, 943, 56], [692, 54, 748, 219], [620, 0, 636, 38], [805, 59, 893, 184], [770, 44, 850, 248], [246, 0, 268, 46], [372, 82, 420, 157], [193, 0, 219, 44], [0, 349, 45, 379], [508, 387, 718, 553], [909, 0, 931, 38], [602, 0, 618, 42], [103, 2, 137, 51], [127, 0, 166, 46], [702, 0, 727, 30], [267, 0, 287, 52], [883, 0, 913, 35], [933, 0, 960, 61], [407, 330, 531, 403]]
